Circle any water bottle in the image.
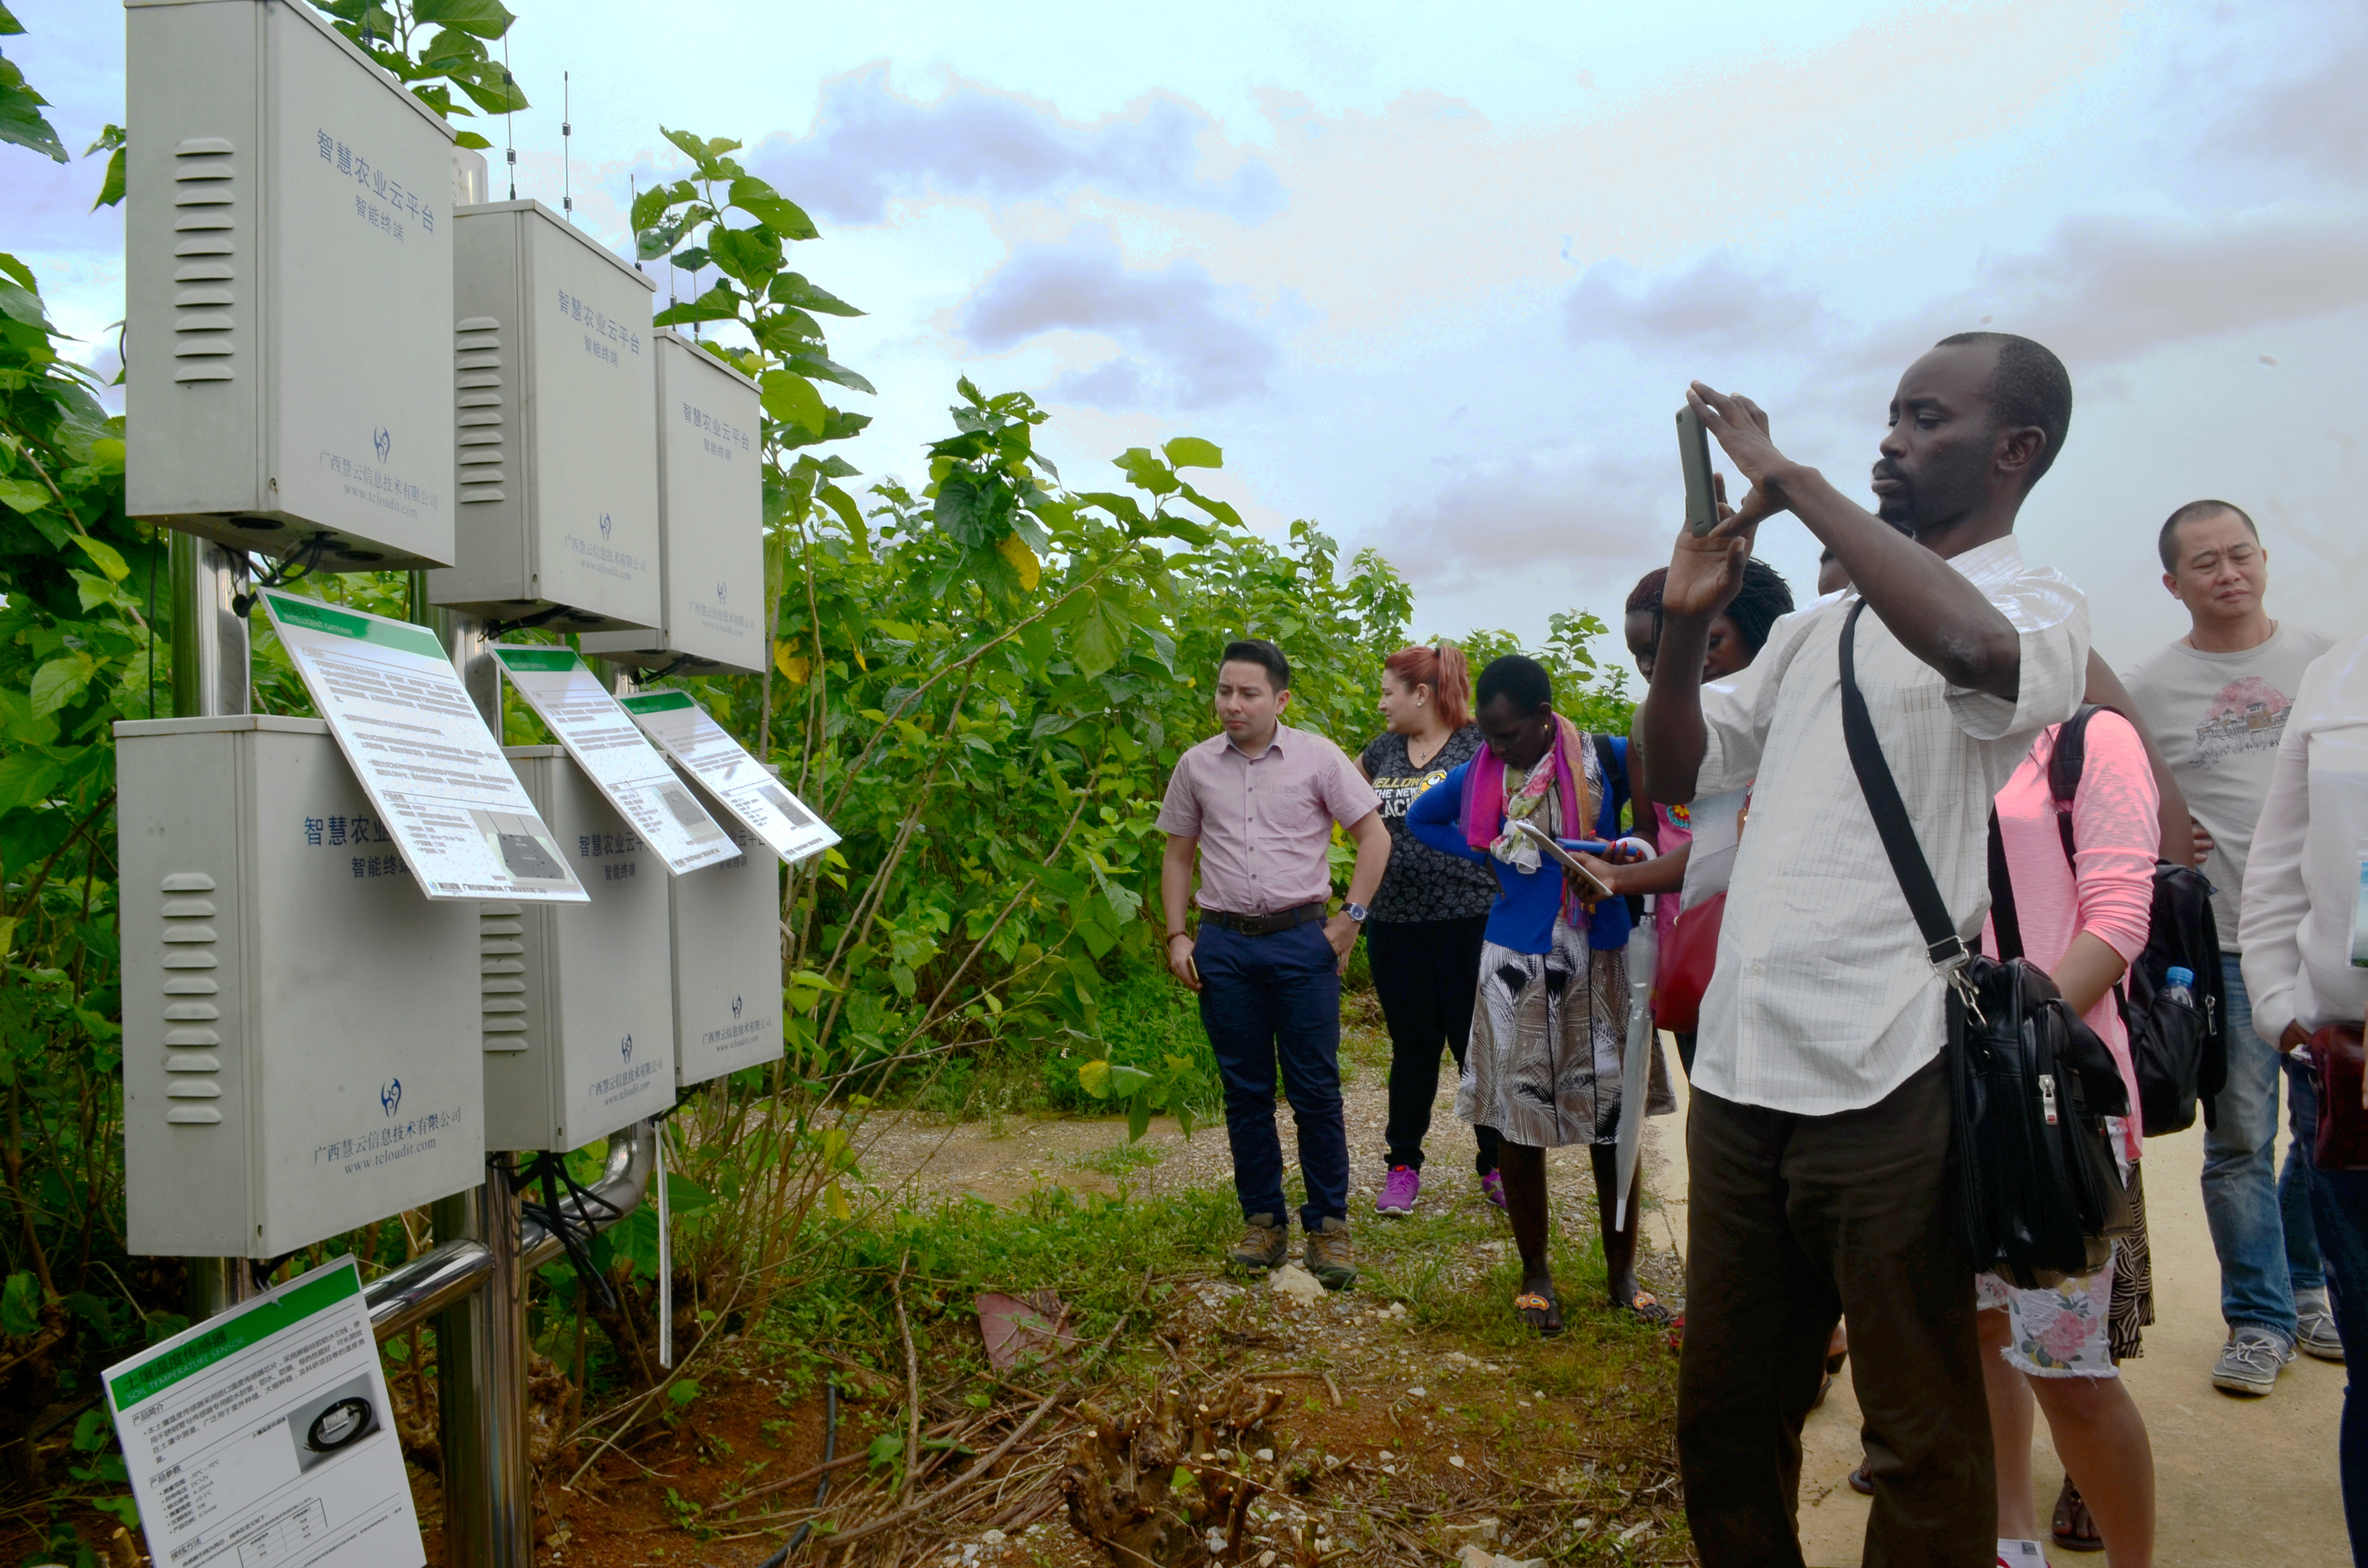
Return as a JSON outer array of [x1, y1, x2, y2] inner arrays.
[[2162, 966, 2195, 1009]]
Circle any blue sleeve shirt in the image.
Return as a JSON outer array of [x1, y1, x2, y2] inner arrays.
[[1405, 749, 1635, 956]]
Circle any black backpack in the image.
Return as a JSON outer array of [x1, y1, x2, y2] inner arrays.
[[2042, 706, 2229, 1135]]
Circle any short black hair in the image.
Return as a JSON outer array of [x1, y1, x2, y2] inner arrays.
[[1474, 653, 1552, 714], [1934, 331, 2073, 488], [2157, 499, 2258, 573], [1218, 638, 1289, 691], [1724, 557, 1796, 655]]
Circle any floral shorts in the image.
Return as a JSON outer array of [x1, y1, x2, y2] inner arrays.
[[1977, 1250, 2118, 1378]]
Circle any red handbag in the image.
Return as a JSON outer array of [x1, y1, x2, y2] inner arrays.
[[1652, 890, 1726, 1033], [2312, 1022, 2368, 1172]]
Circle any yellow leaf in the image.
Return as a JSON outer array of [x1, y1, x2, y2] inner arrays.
[[995, 531, 1041, 590], [824, 1180, 852, 1222], [773, 640, 810, 685]]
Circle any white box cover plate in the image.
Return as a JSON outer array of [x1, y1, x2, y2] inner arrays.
[[669, 770, 784, 1088], [482, 747, 678, 1152], [431, 200, 660, 632], [124, 0, 458, 569], [117, 716, 483, 1258], [580, 330, 766, 675]]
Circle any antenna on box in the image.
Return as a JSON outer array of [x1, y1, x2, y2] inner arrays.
[[502, 37, 517, 201], [630, 174, 642, 271], [561, 71, 573, 221]]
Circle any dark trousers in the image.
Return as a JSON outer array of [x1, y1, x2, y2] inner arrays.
[[2297, 1059, 2368, 1567], [1678, 1058, 1993, 1568], [1369, 914, 1500, 1174], [1194, 920, 1349, 1229]]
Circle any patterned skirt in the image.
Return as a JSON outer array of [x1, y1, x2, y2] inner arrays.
[[1455, 918, 1674, 1149]]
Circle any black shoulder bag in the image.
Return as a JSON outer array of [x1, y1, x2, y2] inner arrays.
[[1838, 603, 2134, 1290]]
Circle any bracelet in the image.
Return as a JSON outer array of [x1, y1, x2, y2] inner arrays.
[[1167, 930, 1191, 942]]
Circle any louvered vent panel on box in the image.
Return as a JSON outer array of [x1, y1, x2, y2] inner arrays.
[[456, 316, 505, 504], [480, 902, 528, 1052], [158, 871, 223, 1124], [170, 137, 236, 383]]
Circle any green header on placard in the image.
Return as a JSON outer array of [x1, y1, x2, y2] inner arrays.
[[493, 647, 585, 674], [619, 690, 697, 715], [264, 592, 446, 661], [108, 1262, 359, 1411]]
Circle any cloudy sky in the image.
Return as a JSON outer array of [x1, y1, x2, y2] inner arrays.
[[13, 0, 2365, 671]]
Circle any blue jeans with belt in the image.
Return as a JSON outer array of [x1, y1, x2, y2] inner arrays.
[[1194, 919, 1349, 1230], [2202, 953, 2327, 1342]]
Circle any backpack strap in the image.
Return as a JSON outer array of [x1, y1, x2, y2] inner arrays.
[[1838, 602, 1972, 977], [2045, 704, 2127, 870], [1592, 733, 1623, 836]]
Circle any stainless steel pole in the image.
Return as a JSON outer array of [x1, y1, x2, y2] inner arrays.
[[431, 606, 532, 1568], [170, 534, 255, 1323]]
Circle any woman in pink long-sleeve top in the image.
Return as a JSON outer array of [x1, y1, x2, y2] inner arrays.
[[1979, 710, 2160, 1568]]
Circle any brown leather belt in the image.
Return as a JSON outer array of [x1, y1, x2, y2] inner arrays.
[[1197, 902, 1327, 937]]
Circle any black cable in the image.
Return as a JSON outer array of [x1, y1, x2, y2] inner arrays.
[[145, 525, 158, 718], [481, 603, 574, 640], [758, 1357, 837, 1568], [231, 532, 334, 617], [514, 1152, 620, 1311]]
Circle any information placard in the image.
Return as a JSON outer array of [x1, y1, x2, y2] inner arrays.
[[105, 1258, 423, 1568], [259, 590, 587, 903], [617, 690, 839, 866], [491, 647, 737, 876]]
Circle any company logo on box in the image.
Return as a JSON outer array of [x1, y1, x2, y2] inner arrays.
[[732, 994, 743, 1018], [716, 581, 728, 605], [598, 512, 613, 539], [620, 1033, 634, 1063], [381, 1078, 403, 1119], [374, 426, 391, 464]]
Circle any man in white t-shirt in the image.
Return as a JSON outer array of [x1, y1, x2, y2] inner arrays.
[[2122, 500, 2338, 1395]]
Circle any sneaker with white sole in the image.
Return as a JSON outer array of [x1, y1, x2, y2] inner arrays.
[[1376, 1165, 1420, 1216], [2297, 1292, 2346, 1362], [2212, 1325, 2296, 1396]]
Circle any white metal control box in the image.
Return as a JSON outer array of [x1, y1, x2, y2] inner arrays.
[[483, 748, 677, 1151], [117, 717, 484, 1258], [430, 201, 660, 633], [580, 331, 766, 675], [124, 0, 458, 569], [668, 771, 784, 1088]]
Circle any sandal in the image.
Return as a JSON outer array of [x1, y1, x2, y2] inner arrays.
[[2051, 1474, 2104, 1553], [1812, 1370, 1834, 1410], [1847, 1457, 1874, 1496], [1514, 1288, 1565, 1337], [1623, 1290, 1673, 1326]]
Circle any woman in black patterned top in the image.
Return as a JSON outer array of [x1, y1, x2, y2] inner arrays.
[[1357, 643, 1502, 1216]]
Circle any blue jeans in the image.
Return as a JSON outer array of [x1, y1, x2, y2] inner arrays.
[[1194, 920, 1350, 1229], [2201, 953, 2327, 1341], [2305, 1139, 2368, 1566]]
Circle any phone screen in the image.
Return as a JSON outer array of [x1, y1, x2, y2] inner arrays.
[[1677, 406, 1719, 536]]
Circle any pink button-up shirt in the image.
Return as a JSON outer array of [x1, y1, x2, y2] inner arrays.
[[1156, 723, 1381, 916]]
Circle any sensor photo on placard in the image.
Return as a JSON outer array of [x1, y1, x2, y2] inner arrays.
[[288, 1373, 382, 1472], [617, 688, 840, 866]]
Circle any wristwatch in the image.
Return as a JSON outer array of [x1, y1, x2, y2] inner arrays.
[[1343, 902, 1369, 923]]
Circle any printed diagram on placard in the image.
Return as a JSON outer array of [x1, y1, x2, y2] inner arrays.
[[617, 689, 839, 866], [259, 591, 586, 902], [491, 647, 738, 876]]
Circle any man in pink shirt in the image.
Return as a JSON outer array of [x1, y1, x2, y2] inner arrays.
[[1158, 639, 1392, 1288]]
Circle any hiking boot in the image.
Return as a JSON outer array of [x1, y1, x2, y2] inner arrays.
[[1229, 1213, 1288, 1271], [2211, 1326, 2296, 1396], [1376, 1165, 1421, 1217], [1304, 1216, 1357, 1290], [2297, 1292, 2346, 1363]]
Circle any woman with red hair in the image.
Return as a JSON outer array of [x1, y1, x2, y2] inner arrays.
[[1357, 642, 1503, 1215]]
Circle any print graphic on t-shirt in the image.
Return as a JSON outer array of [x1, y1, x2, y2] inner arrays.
[[2192, 676, 2296, 766], [1370, 766, 1454, 819]]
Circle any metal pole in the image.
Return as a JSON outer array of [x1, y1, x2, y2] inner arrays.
[[429, 606, 531, 1568], [171, 533, 256, 1323]]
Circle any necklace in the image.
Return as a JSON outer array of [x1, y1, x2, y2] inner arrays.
[[1406, 728, 1452, 770]]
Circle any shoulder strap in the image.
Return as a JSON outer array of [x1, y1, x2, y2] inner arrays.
[[1987, 810, 2025, 962], [1838, 601, 1971, 974]]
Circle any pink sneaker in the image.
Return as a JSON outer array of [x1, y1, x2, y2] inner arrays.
[[1480, 1170, 1507, 1210], [1376, 1165, 1421, 1216]]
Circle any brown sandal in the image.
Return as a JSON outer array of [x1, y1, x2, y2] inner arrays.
[[2051, 1474, 2104, 1553]]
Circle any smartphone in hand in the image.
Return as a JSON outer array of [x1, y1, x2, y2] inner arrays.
[[1677, 405, 1719, 537]]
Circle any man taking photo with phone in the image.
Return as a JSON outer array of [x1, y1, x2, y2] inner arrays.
[[1640, 333, 2089, 1568], [1159, 638, 1392, 1290]]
